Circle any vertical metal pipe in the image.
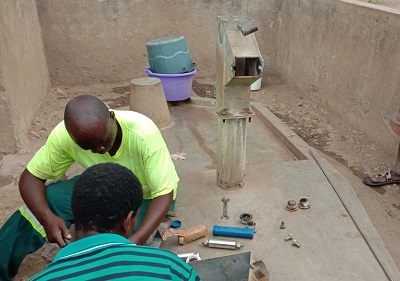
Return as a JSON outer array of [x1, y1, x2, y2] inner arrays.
[[217, 118, 247, 188]]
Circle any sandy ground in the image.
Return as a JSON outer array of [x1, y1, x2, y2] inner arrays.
[[0, 76, 399, 279]]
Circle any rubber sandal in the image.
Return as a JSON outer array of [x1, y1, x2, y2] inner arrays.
[[363, 170, 400, 187]]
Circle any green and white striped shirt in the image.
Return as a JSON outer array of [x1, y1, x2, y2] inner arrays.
[[30, 234, 201, 281]]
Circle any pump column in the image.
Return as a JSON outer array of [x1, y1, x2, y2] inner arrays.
[[215, 16, 264, 189]]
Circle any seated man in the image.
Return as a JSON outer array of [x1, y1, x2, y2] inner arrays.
[[363, 113, 400, 186], [29, 163, 200, 280], [0, 95, 179, 280]]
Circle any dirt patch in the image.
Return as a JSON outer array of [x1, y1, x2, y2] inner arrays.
[[192, 80, 214, 99]]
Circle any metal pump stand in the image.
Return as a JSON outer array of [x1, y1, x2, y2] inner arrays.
[[215, 16, 264, 189]]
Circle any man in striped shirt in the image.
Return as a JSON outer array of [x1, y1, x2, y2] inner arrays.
[[30, 163, 201, 281]]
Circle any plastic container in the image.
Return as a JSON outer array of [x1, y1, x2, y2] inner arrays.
[[171, 220, 182, 229], [212, 225, 254, 239], [146, 36, 196, 74], [145, 68, 196, 101], [250, 77, 262, 91]]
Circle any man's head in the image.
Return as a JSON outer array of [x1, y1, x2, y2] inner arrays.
[[72, 163, 143, 237], [64, 95, 118, 154]]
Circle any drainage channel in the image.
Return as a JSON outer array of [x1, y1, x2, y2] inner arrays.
[[309, 149, 395, 281]]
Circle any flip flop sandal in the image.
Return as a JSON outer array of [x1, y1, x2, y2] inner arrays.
[[363, 170, 400, 187]]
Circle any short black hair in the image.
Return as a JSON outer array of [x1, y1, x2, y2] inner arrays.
[[72, 163, 143, 233], [64, 95, 110, 129]]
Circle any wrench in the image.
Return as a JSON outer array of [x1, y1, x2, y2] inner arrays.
[[221, 197, 230, 219]]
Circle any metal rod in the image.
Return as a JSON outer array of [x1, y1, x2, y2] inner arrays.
[[202, 238, 243, 250], [308, 149, 394, 281]]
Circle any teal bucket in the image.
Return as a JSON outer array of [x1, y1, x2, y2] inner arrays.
[[146, 36, 196, 74]]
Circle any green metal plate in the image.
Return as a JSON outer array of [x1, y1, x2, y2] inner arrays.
[[190, 252, 251, 281]]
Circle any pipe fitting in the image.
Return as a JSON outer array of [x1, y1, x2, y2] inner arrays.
[[299, 198, 311, 209], [245, 220, 257, 233], [286, 200, 298, 212], [177, 252, 202, 263], [239, 213, 253, 225]]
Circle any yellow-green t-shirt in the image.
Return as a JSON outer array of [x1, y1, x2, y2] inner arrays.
[[27, 110, 179, 200]]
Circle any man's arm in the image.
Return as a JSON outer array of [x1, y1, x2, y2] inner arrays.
[[129, 191, 173, 245], [19, 169, 71, 247]]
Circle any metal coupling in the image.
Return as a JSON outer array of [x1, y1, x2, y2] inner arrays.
[[177, 252, 202, 263], [239, 213, 253, 225], [299, 198, 311, 209]]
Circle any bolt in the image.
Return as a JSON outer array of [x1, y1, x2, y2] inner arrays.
[[284, 234, 293, 241], [292, 239, 301, 248], [280, 221, 285, 229]]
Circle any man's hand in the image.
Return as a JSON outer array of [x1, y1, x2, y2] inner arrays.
[[19, 169, 71, 247], [42, 213, 71, 247], [129, 191, 173, 245]]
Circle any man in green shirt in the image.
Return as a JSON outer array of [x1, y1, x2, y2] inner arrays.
[[30, 162, 200, 281], [0, 95, 179, 280]]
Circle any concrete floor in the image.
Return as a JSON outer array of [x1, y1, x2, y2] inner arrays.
[[157, 96, 400, 281]]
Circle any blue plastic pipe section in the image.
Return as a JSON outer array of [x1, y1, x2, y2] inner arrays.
[[213, 225, 254, 239]]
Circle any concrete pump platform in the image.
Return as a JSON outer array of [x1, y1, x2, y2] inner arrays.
[[156, 95, 400, 281]]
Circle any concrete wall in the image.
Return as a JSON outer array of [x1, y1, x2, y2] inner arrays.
[[0, 0, 50, 153], [0, 72, 14, 156], [275, 0, 400, 154], [35, 0, 279, 85], [2, 0, 399, 157]]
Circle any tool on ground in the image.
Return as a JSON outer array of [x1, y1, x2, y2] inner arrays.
[[145, 219, 171, 248], [221, 197, 230, 219], [213, 225, 254, 239], [284, 234, 293, 241], [202, 238, 243, 250], [298, 197, 311, 209], [239, 212, 253, 224], [162, 224, 208, 245], [292, 239, 301, 248], [280, 221, 286, 229], [245, 221, 257, 233], [177, 252, 202, 263], [286, 199, 298, 211], [250, 260, 270, 281]]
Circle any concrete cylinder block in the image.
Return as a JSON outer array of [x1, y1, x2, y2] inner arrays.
[[130, 77, 171, 129]]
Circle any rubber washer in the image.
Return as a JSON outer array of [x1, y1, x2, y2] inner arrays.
[[171, 220, 181, 229]]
